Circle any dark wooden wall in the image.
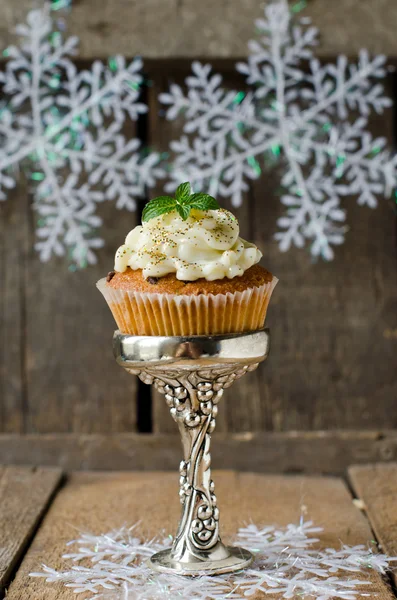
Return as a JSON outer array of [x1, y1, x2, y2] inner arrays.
[[149, 63, 397, 435], [1, 58, 397, 472]]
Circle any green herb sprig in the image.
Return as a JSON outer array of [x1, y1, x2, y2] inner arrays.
[[142, 182, 220, 222]]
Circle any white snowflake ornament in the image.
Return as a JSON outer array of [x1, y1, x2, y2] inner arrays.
[[160, 0, 397, 260], [0, 4, 163, 266], [30, 521, 397, 600]]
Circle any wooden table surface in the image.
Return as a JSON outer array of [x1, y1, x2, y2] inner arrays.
[[1, 463, 396, 599]]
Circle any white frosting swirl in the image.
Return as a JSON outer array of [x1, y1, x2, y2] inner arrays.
[[114, 209, 262, 281]]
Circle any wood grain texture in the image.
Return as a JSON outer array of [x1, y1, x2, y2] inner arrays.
[[1, 431, 397, 473], [6, 470, 394, 599], [0, 178, 138, 434], [0, 466, 62, 594], [253, 78, 397, 431], [23, 192, 138, 434], [0, 186, 29, 433], [1, 57, 397, 440], [1, 0, 397, 59], [148, 66, 263, 434], [148, 66, 397, 434], [349, 463, 397, 568]]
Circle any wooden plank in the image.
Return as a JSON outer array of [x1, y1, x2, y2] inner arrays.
[[0, 96, 139, 435], [148, 64, 188, 434], [349, 463, 397, 567], [2, 58, 396, 438], [148, 66, 397, 434], [0, 466, 62, 594], [23, 186, 138, 434], [1, 0, 397, 59], [6, 470, 394, 599], [0, 185, 29, 433], [252, 75, 397, 431], [1, 430, 397, 473], [148, 66, 262, 434]]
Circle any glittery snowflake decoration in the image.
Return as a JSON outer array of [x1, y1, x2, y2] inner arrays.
[[160, 0, 396, 260], [31, 521, 397, 599], [0, 4, 163, 266]]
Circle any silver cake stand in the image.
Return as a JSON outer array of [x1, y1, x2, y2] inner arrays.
[[113, 329, 270, 576]]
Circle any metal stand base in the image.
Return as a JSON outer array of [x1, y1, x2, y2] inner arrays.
[[113, 330, 270, 576], [148, 546, 253, 576]]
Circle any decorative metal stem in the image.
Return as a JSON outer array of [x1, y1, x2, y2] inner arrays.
[[114, 330, 270, 575], [159, 370, 227, 564]]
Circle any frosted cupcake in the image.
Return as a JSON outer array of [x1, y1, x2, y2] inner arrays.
[[97, 183, 278, 336]]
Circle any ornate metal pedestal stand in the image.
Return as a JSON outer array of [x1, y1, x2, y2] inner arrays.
[[113, 329, 270, 576]]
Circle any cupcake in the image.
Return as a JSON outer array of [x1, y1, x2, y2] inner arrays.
[[97, 183, 278, 336]]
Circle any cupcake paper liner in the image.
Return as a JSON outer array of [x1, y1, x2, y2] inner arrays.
[[97, 276, 278, 336]]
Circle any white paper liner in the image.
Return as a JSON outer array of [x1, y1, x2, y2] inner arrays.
[[97, 276, 278, 336]]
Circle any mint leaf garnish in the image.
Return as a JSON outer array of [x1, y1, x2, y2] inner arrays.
[[175, 182, 191, 201], [142, 196, 175, 222], [189, 193, 220, 211], [176, 203, 191, 220], [142, 182, 220, 222]]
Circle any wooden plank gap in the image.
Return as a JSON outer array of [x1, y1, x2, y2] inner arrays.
[[349, 463, 397, 591], [0, 466, 63, 597], [132, 76, 154, 433], [1, 431, 397, 473]]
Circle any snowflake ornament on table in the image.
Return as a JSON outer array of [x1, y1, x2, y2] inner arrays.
[[31, 520, 397, 600], [0, 4, 163, 266], [160, 0, 397, 260]]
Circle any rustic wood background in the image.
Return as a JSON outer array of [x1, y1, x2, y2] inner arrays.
[[0, 0, 396, 472], [2, 464, 397, 598], [1, 0, 397, 58]]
